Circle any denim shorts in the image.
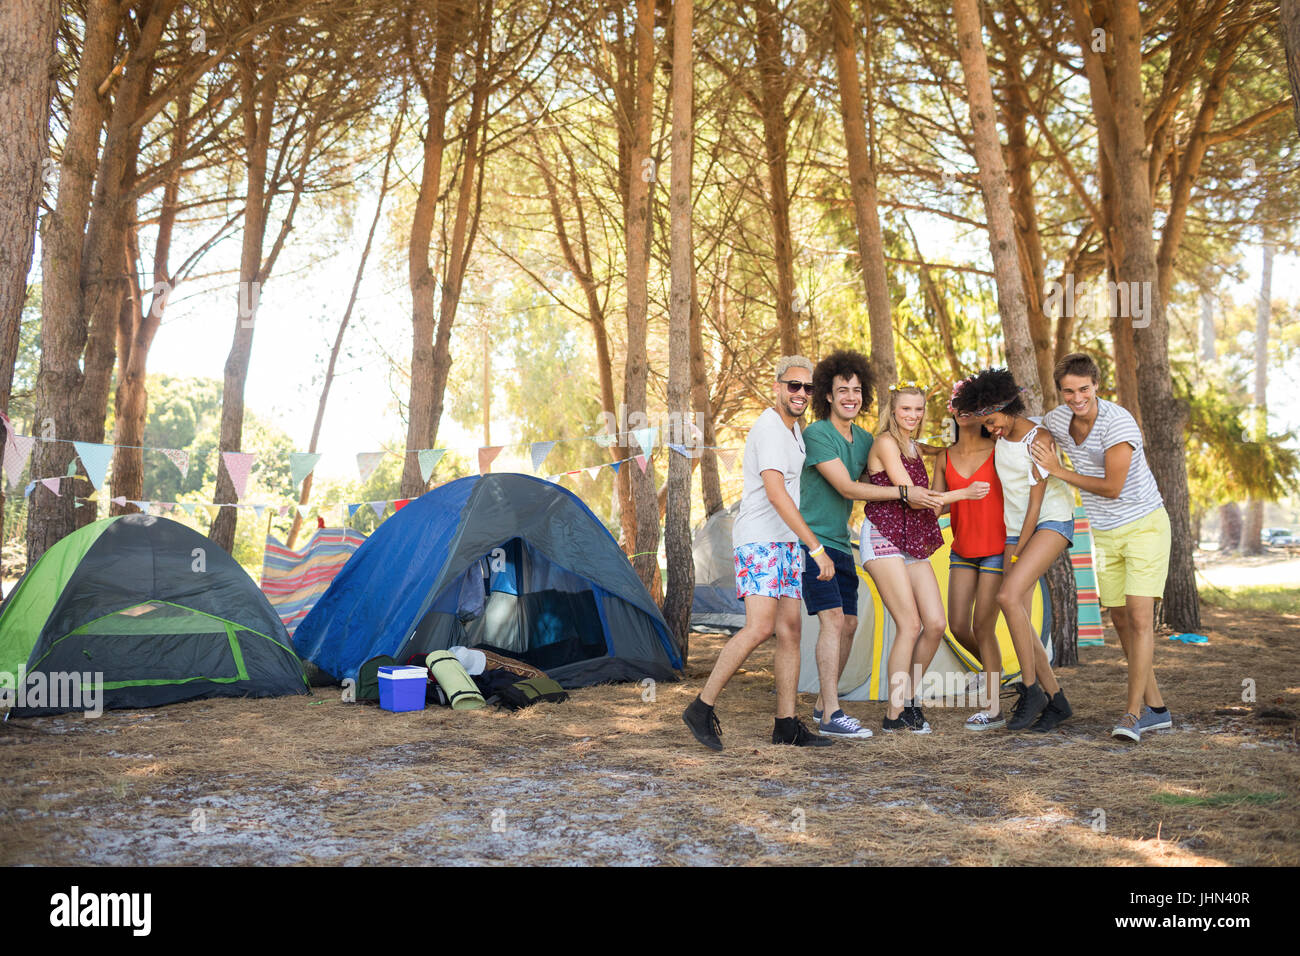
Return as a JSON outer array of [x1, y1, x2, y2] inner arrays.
[[949, 551, 1004, 575], [801, 545, 859, 617], [1006, 518, 1074, 548]]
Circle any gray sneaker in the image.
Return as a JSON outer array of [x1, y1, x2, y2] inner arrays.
[[1111, 712, 1142, 742], [819, 710, 874, 739], [1137, 705, 1172, 732]]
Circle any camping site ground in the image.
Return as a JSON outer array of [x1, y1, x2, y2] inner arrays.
[[0, 599, 1295, 867]]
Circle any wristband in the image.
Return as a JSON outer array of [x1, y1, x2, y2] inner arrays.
[[808, 545, 825, 558]]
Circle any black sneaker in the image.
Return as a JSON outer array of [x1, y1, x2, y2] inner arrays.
[[906, 703, 932, 734], [1007, 681, 1049, 731], [882, 715, 909, 733], [1031, 689, 1073, 733], [683, 696, 723, 751], [773, 716, 833, 747]]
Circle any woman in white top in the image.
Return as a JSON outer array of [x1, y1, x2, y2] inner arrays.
[[952, 368, 1073, 733]]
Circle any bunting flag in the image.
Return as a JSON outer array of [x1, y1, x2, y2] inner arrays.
[[40, 477, 62, 496], [610, 461, 622, 474], [278, 505, 291, 517], [631, 427, 657, 457], [130, 499, 149, 512], [418, 448, 445, 484], [221, 452, 256, 500], [204, 504, 220, 520], [180, 503, 197, 516], [717, 448, 739, 471], [635, 454, 648, 473], [73, 441, 113, 489], [254, 504, 266, 521], [478, 446, 504, 475], [368, 501, 386, 519], [356, 451, 386, 484], [111, 495, 127, 506], [394, 498, 411, 511], [65, 459, 78, 477], [3, 433, 35, 488], [530, 441, 556, 473], [297, 504, 312, 519], [669, 443, 697, 458], [585, 466, 601, 481], [162, 448, 190, 479], [290, 452, 322, 487], [23, 481, 35, 499], [347, 503, 360, 519]]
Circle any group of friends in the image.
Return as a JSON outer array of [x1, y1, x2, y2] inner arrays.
[[682, 350, 1174, 749]]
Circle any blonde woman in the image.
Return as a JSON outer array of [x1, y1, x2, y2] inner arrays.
[[859, 383, 948, 733]]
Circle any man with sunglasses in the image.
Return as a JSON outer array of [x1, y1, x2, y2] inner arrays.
[[683, 356, 836, 750]]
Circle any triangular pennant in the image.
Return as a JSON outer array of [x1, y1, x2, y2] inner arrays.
[[73, 441, 113, 489], [290, 452, 322, 487], [418, 448, 446, 484], [394, 498, 411, 511], [162, 448, 190, 479], [111, 495, 127, 506], [277, 505, 290, 517], [204, 504, 220, 520], [65, 459, 78, 477], [297, 504, 311, 518], [668, 443, 691, 458], [129, 499, 149, 512], [530, 441, 557, 472], [254, 505, 266, 520], [635, 454, 648, 473], [356, 451, 386, 484], [24, 481, 35, 499], [38, 477, 61, 496], [369, 501, 386, 518], [585, 466, 601, 481], [347, 503, 361, 519], [610, 460, 622, 474], [631, 427, 657, 457], [221, 451, 256, 500], [478, 445, 504, 475], [717, 448, 739, 471], [180, 502, 196, 516], [3, 433, 35, 488]]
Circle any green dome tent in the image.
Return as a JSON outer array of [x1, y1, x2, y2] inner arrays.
[[0, 515, 308, 717]]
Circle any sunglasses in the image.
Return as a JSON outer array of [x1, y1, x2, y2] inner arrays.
[[779, 379, 815, 394]]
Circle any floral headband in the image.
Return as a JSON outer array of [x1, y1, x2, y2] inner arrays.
[[962, 386, 1027, 418], [889, 380, 926, 392], [946, 378, 968, 416]]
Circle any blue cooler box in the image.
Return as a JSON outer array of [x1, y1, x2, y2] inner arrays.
[[378, 665, 428, 712]]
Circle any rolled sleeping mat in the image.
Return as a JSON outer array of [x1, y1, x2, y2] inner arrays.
[[426, 651, 485, 710]]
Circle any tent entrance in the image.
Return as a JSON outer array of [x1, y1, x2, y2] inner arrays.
[[413, 539, 609, 671]]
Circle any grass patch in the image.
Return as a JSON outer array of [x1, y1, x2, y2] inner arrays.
[[1198, 585, 1300, 614], [1152, 792, 1284, 807]]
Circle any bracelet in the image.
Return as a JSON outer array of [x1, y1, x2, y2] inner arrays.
[[900, 485, 909, 503], [1010, 554, 1019, 564], [808, 545, 825, 558]]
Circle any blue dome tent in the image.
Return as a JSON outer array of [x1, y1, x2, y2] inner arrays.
[[293, 474, 682, 688]]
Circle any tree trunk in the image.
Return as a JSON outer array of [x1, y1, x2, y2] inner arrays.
[[624, 0, 661, 595], [27, 0, 119, 562], [1218, 501, 1241, 553], [831, 0, 894, 387], [952, 0, 1043, 413], [663, 0, 695, 660], [1047, 549, 1079, 666], [691, 274, 723, 517], [1280, 0, 1300, 136], [1241, 242, 1273, 556], [0, 0, 58, 572], [400, 1, 466, 499], [1107, 0, 1199, 631], [755, 0, 798, 357]]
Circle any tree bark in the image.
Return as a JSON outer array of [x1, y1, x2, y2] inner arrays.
[[1218, 501, 1241, 553], [0, 0, 58, 573], [624, 0, 661, 595], [832, 0, 894, 387], [691, 274, 723, 517], [1280, 0, 1300, 136], [662, 0, 695, 660], [27, 0, 119, 562], [755, 0, 798, 357], [953, 0, 1042, 412]]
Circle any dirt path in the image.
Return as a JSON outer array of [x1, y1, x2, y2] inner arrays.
[[1, 604, 1296, 866]]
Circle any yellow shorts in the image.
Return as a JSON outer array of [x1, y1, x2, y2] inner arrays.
[[1091, 507, 1171, 607]]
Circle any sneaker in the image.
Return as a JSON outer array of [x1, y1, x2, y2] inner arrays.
[[1007, 681, 1049, 731], [819, 710, 874, 739], [682, 696, 723, 751], [1137, 705, 1172, 732], [773, 716, 834, 747], [812, 706, 823, 725], [964, 710, 1005, 731], [1030, 689, 1073, 733], [905, 704, 932, 734], [883, 710, 931, 734], [882, 714, 909, 733], [1112, 712, 1142, 741]]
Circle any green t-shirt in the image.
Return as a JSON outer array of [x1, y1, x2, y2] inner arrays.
[[799, 419, 874, 555]]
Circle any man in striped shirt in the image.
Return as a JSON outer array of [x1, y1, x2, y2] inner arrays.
[[1031, 353, 1173, 743]]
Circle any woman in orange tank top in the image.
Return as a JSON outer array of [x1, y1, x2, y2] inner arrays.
[[931, 383, 1005, 729]]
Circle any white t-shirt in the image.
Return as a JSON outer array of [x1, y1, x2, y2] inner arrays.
[[732, 408, 806, 548], [1042, 399, 1163, 531], [995, 420, 1075, 532]]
